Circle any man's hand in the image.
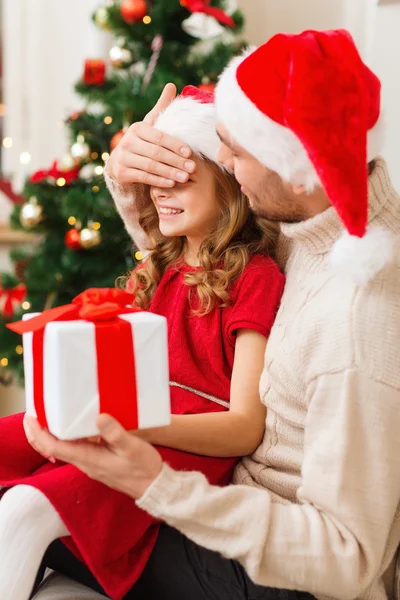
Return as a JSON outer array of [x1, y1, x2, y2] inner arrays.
[[24, 414, 163, 499], [107, 83, 196, 188]]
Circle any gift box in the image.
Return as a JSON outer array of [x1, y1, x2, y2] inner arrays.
[[8, 289, 171, 440]]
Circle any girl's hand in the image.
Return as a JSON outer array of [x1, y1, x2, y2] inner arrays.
[[107, 83, 196, 188], [23, 414, 163, 499]]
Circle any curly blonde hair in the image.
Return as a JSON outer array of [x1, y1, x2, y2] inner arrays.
[[126, 158, 278, 316]]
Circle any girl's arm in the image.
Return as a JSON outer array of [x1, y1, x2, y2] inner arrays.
[[134, 329, 267, 457]]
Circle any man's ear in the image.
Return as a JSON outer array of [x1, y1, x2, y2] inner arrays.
[[291, 183, 306, 195]]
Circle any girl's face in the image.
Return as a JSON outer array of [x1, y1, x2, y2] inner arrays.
[[149, 157, 220, 249]]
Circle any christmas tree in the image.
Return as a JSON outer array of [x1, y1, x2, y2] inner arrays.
[[0, 0, 245, 385]]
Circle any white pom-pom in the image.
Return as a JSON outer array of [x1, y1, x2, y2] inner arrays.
[[330, 226, 397, 285]]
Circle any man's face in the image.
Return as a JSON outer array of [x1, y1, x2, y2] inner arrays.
[[216, 123, 308, 223]]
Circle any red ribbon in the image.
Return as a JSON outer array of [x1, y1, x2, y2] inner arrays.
[[8, 289, 140, 432], [0, 283, 26, 319], [182, 0, 235, 28], [30, 161, 80, 185]]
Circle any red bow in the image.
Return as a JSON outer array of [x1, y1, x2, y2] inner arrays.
[[0, 283, 26, 319], [182, 0, 235, 28], [8, 288, 137, 335], [30, 161, 80, 185]]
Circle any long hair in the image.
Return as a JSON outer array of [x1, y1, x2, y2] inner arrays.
[[127, 158, 278, 315]]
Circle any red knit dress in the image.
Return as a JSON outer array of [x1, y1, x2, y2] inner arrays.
[[0, 254, 284, 599]]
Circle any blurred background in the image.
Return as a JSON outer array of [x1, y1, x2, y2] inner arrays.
[[0, 0, 399, 414]]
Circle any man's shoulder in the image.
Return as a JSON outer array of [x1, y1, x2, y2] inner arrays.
[[301, 259, 400, 387]]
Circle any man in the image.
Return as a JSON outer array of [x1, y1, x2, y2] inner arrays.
[[28, 30, 399, 600]]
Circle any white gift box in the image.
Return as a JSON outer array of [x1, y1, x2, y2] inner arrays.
[[23, 312, 171, 440]]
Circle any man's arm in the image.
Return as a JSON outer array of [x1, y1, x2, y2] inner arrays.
[[23, 369, 400, 599], [137, 369, 400, 599]]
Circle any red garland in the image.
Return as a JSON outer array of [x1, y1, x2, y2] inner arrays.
[[30, 161, 80, 185], [0, 283, 26, 319], [182, 0, 235, 28]]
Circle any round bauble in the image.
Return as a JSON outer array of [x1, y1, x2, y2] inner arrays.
[[120, 0, 147, 24], [110, 46, 133, 68], [71, 141, 90, 160], [20, 198, 43, 228], [65, 228, 82, 251], [80, 227, 102, 249], [110, 129, 126, 151]]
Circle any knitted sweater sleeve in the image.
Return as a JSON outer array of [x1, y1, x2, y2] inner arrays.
[[104, 165, 151, 252], [137, 368, 400, 599]]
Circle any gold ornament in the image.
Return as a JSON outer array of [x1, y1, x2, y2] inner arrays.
[[20, 197, 43, 228], [94, 7, 111, 30], [109, 46, 133, 68], [80, 227, 102, 249], [71, 140, 90, 160], [58, 152, 77, 171]]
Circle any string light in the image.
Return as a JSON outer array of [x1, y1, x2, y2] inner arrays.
[[15, 346, 23, 355], [94, 165, 104, 176], [0, 358, 8, 367], [22, 301, 31, 310], [92, 222, 101, 230], [143, 15, 151, 24], [68, 216, 77, 226], [92, 185, 100, 193], [57, 177, 66, 187], [135, 251, 143, 261], [77, 134, 85, 143], [20, 152, 32, 165], [91, 152, 99, 159], [102, 152, 110, 161], [2, 137, 12, 148], [104, 116, 113, 124]]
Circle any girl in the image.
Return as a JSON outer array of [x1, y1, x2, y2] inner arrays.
[[0, 86, 284, 600]]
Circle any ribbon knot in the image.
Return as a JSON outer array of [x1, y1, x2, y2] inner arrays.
[[73, 288, 136, 321], [7, 288, 137, 335], [183, 0, 235, 28]]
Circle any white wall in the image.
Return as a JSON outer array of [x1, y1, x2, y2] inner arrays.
[[370, 1, 400, 190], [236, 0, 379, 61], [2, 0, 400, 190], [237, 0, 400, 191], [2, 0, 110, 190]]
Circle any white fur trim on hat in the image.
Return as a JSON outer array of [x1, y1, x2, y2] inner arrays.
[[215, 49, 383, 191], [330, 226, 396, 285], [154, 96, 221, 164]]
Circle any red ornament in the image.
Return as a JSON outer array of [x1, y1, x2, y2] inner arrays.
[[65, 228, 82, 251], [70, 110, 84, 121], [198, 82, 216, 94], [83, 59, 106, 86], [120, 0, 147, 24], [110, 130, 126, 152]]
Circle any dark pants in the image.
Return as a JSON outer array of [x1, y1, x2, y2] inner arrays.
[[34, 525, 314, 600]]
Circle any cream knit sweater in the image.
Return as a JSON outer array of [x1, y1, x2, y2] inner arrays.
[[107, 158, 400, 600]]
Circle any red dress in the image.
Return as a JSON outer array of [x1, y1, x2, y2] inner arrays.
[[0, 254, 284, 599]]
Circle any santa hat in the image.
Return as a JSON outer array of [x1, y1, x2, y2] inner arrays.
[[154, 85, 223, 165], [215, 29, 394, 284]]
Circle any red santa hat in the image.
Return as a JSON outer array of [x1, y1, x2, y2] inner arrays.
[[215, 29, 394, 283], [154, 85, 223, 165]]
